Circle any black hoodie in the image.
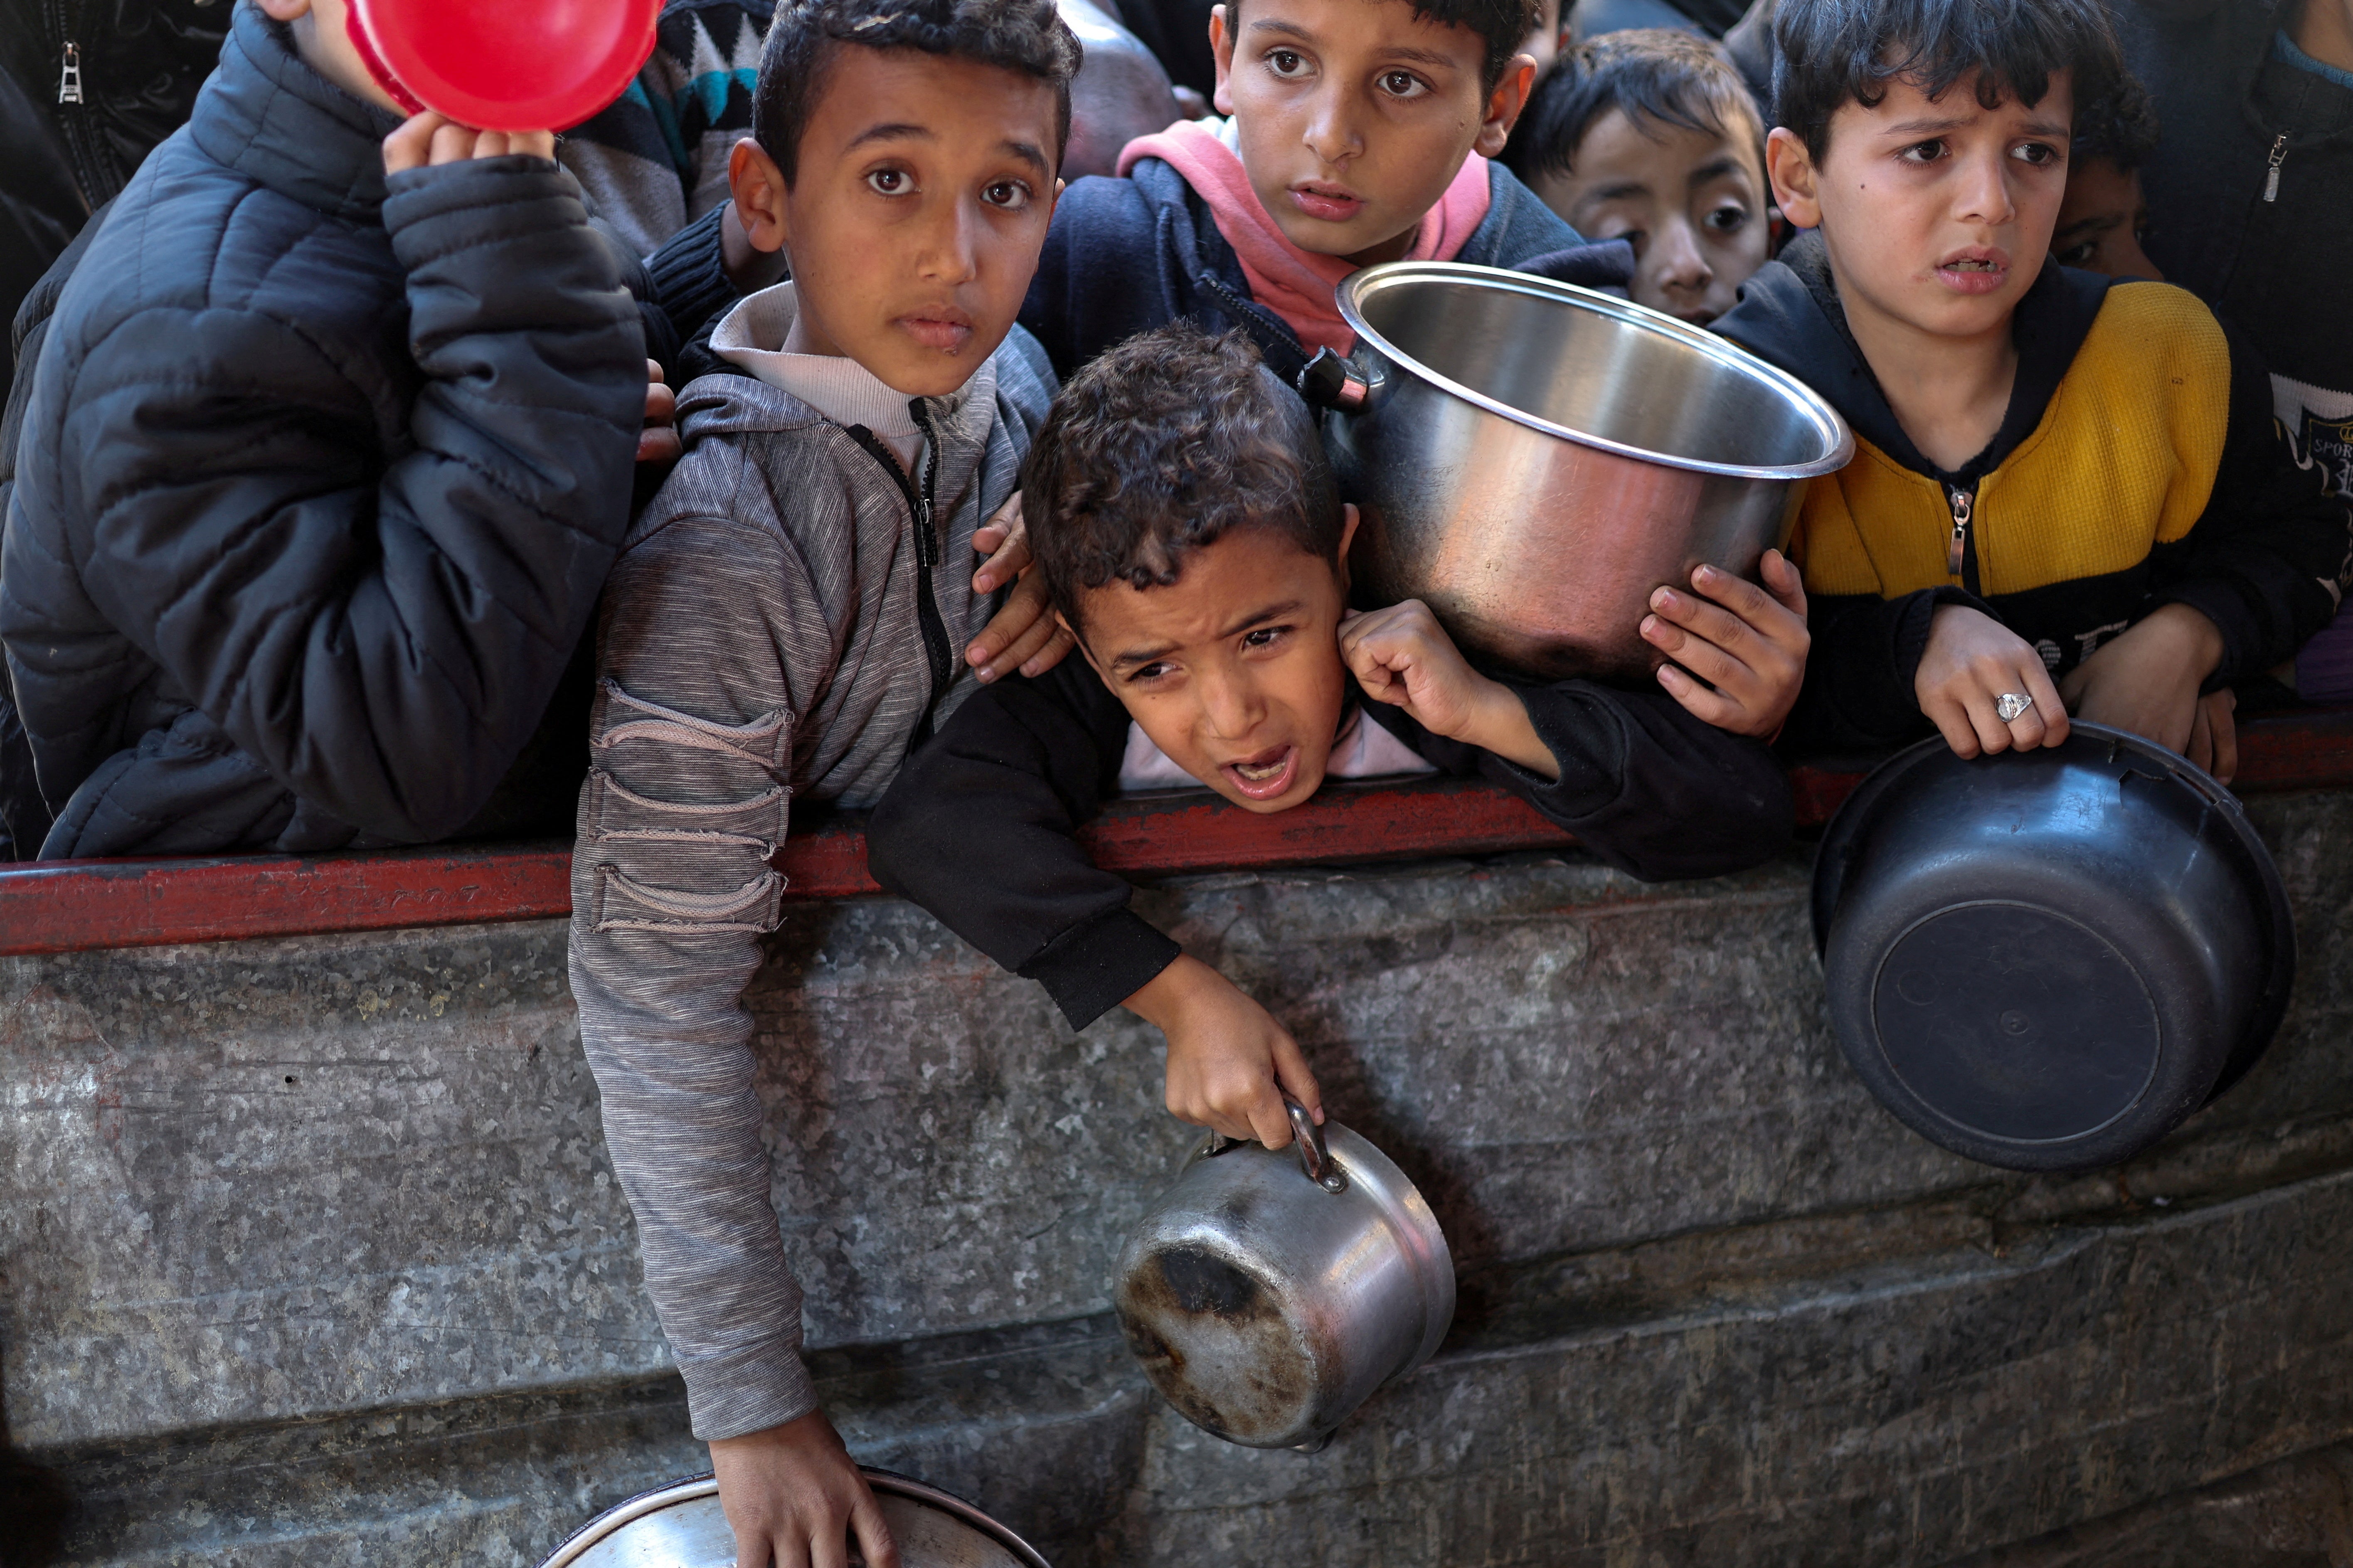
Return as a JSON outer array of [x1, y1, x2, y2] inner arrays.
[[1715, 232, 2351, 755], [2119, 0, 2353, 500]]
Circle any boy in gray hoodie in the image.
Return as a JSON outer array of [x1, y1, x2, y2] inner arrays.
[[564, 0, 1076, 1561]]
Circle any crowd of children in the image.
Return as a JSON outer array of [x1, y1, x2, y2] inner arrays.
[[5, 0, 2351, 1558]]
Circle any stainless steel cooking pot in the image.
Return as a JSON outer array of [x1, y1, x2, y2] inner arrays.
[[1811, 724, 2295, 1172], [537, 1467, 1050, 1568], [1113, 1102, 1453, 1449], [1309, 261, 1853, 682]]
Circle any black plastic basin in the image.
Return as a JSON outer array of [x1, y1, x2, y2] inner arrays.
[[1811, 724, 2295, 1172]]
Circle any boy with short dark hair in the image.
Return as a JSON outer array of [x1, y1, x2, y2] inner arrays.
[[0, 0, 650, 860], [1019, 0, 1626, 382], [563, 0, 1075, 1559], [2051, 70, 2161, 277], [868, 322, 1807, 1157], [1715, 0, 2351, 781], [1504, 28, 1775, 323]]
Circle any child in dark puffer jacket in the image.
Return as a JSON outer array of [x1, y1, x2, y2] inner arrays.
[[0, 0, 651, 860]]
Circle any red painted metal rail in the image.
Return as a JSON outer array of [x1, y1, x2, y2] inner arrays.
[[6, 708, 2351, 957]]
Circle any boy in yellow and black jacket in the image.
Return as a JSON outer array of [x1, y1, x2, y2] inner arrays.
[[1715, 0, 2352, 773]]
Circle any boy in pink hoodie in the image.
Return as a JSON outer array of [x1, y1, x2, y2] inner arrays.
[[1017, 0, 1624, 382]]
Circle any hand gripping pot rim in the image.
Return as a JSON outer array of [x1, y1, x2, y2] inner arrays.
[[345, 0, 660, 132]]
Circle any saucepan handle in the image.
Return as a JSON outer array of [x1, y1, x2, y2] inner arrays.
[[1295, 347, 1377, 415], [1204, 1100, 1350, 1194]]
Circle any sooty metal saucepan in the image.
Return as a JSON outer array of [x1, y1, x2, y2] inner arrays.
[[1112, 1102, 1454, 1450], [1298, 260, 1853, 683], [1811, 723, 2295, 1173]]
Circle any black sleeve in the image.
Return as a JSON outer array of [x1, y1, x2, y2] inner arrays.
[[2146, 322, 2353, 687], [643, 202, 742, 357], [1779, 586, 1987, 756], [1363, 677, 1794, 879], [867, 662, 1183, 1030]]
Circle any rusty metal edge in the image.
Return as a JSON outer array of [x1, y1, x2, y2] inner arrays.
[[6, 710, 2350, 958]]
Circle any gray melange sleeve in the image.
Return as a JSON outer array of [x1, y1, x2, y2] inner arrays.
[[566, 505, 830, 1442]]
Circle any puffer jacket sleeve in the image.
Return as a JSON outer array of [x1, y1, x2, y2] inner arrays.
[[54, 154, 644, 843], [568, 476, 862, 1442]]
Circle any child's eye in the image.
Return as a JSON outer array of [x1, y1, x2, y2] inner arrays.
[[1264, 48, 1308, 77], [982, 180, 1033, 211], [1898, 139, 1947, 164], [1377, 69, 1428, 99], [1126, 662, 1175, 684], [866, 167, 914, 196], [1703, 203, 1749, 234], [2011, 141, 2062, 165], [2056, 237, 2097, 266], [1241, 625, 1292, 650]]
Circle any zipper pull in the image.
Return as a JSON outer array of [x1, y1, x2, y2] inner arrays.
[[1946, 487, 1974, 578], [57, 42, 83, 105], [2265, 133, 2287, 202], [915, 495, 935, 565]]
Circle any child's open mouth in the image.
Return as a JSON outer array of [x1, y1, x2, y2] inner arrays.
[[898, 310, 975, 352], [1221, 743, 1300, 801], [1289, 182, 1363, 223], [1934, 250, 2010, 295]]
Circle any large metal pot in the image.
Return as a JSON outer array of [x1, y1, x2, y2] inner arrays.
[[537, 1468, 1050, 1568], [1112, 1102, 1453, 1450], [1311, 261, 1853, 682], [1811, 724, 2295, 1172]]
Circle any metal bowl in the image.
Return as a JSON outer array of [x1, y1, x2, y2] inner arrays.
[[537, 1468, 1050, 1568], [1113, 1105, 1453, 1450], [1811, 724, 2295, 1172], [1318, 261, 1853, 682]]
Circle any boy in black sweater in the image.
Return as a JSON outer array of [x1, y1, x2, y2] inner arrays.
[[870, 324, 1805, 1151]]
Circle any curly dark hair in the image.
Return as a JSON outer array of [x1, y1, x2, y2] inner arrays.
[[2072, 69, 2159, 172], [752, 0, 1083, 185], [1503, 29, 1764, 185], [1771, 0, 2123, 164], [1229, 0, 1542, 89], [1023, 324, 1346, 635]]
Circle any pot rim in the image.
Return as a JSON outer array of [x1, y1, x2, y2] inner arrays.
[[535, 1466, 1052, 1568], [1336, 260, 1856, 481]]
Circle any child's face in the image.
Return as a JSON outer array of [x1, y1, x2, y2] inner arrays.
[[2051, 155, 2161, 279], [1209, 0, 1535, 266], [1767, 69, 2073, 348], [730, 47, 1062, 396], [259, 0, 407, 114], [1070, 517, 1358, 814], [1528, 107, 1771, 326]]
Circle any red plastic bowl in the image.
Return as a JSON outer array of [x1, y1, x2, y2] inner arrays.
[[347, 0, 660, 132]]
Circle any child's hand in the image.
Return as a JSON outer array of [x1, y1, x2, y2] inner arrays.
[[2058, 603, 2229, 775], [1121, 955, 1322, 1150], [709, 1409, 899, 1568], [1915, 604, 2069, 758], [1340, 600, 1559, 779], [638, 360, 681, 465], [964, 492, 1078, 683], [1638, 551, 1811, 738], [382, 113, 555, 174]]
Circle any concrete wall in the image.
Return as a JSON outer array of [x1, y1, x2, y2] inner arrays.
[[7, 792, 2353, 1566]]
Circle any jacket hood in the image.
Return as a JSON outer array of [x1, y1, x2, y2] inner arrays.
[[682, 334, 1012, 445], [188, 3, 404, 224], [1713, 230, 2112, 485]]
